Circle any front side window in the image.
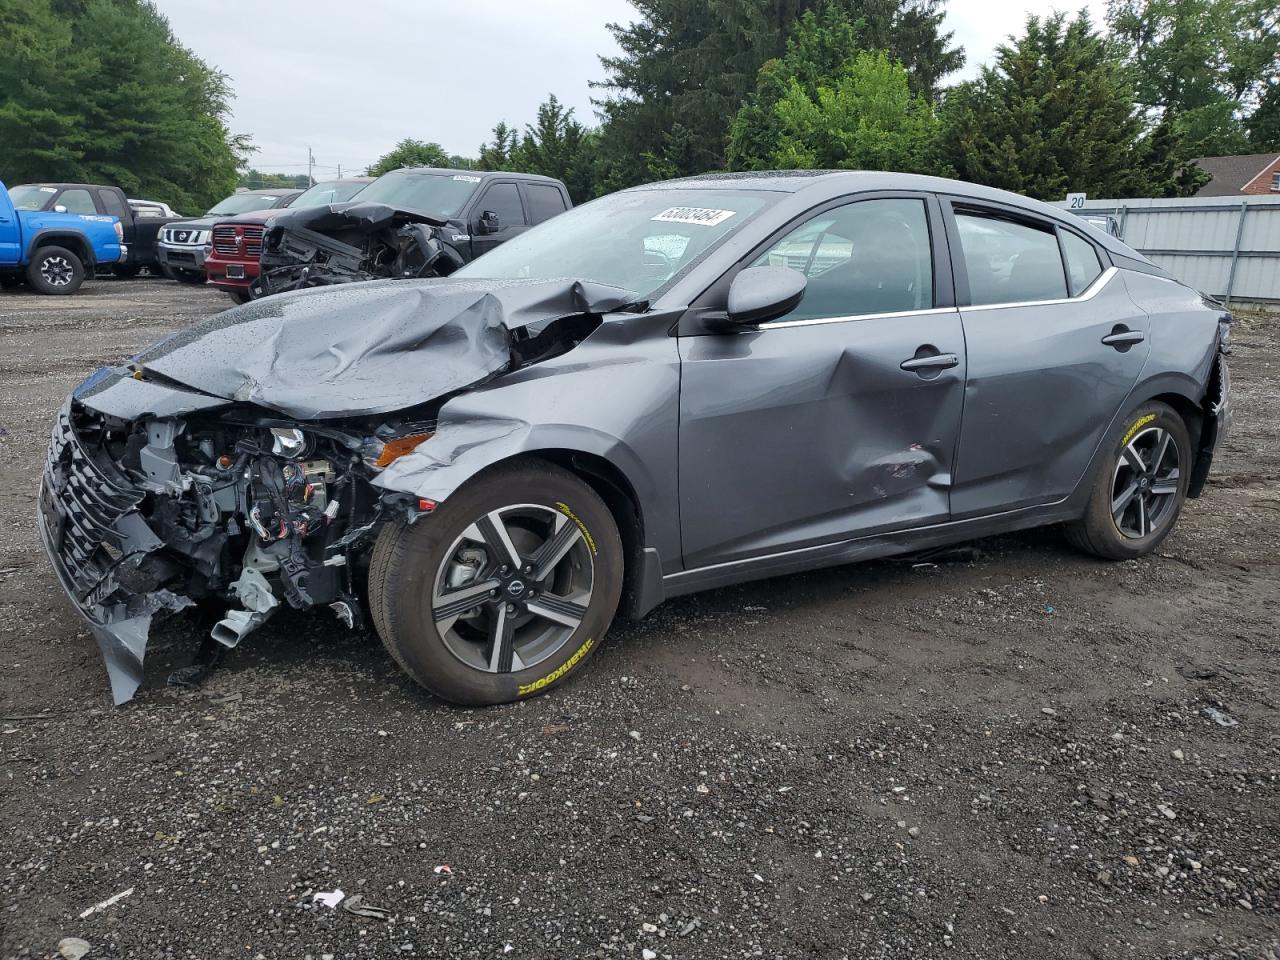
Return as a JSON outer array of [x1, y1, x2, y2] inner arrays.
[[58, 189, 97, 215], [752, 197, 933, 322], [478, 183, 526, 228], [956, 212, 1067, 306], [1062, 231, 1103, 296]]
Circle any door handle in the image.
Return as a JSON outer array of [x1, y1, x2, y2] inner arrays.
[[900, 352, 959, 373], [1101, 327, 1145, 348]]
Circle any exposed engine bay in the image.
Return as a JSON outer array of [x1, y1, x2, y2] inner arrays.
[[37, 277, 634, 704], [256, 202, 466, 297]]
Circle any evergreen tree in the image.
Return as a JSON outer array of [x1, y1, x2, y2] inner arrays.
[[477, 122, 520, 170], [937, 13, 1199, 199], [593, 0, 962, 184]]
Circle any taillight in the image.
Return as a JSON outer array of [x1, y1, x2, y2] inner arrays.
[[113, 220, 124, 241], [1218, 313, 1232, 354]]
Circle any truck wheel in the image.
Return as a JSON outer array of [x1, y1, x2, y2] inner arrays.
[[227, 290, 252, 305], [27, 246, 86, 295], [112, 264, 142, 279], [368, 460, 623, 705]]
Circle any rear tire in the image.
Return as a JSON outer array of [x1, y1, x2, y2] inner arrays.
[[227, 290, 252, 305], [112, 264, 141, 279], [26, 246, 85, 295], [163, 265, 205, 284], [368, 460, 622, 705], [1066, 401, 1190, 560]]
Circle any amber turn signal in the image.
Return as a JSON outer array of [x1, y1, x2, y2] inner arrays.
[[374, 433, 433, 468]]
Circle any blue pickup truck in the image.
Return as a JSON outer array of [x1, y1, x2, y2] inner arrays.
[[1, 180, 126, 295]]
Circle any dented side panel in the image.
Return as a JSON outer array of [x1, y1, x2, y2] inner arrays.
[[676, 311, 967, 568]]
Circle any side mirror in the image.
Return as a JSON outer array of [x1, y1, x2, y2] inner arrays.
[[53, 204, 68, 214], [476, 210, 501, 235], [725, 266, 807, 326]]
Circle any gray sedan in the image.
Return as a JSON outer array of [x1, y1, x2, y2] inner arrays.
[[38, 172, 1232, 705]]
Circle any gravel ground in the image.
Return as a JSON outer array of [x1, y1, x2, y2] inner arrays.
[[0, 277, 1277, 960]]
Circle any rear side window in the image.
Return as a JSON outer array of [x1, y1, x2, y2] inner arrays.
[[478, 183, 526, 229], [1062, 231, 1103, 296], [525, 183, 568, 224], [98, 190, 127, 219], [752, 197, 933, 321], [956, 212, 1067, 305], [58, 189, 97, 215]]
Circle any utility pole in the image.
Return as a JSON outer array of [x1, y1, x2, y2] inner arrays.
[[307, 146, 315, 186], [337, 162, 342, 178]]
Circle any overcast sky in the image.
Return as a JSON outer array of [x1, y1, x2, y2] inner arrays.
[[153, 0, 1107, 179]]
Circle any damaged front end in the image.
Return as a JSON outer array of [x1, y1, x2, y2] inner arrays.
[[256, 202, 465, 297], [37, 277, 632, 704], [37, 392, 431, 704]]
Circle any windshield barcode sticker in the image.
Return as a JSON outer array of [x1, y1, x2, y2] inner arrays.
[[651, 207, 736, 226]]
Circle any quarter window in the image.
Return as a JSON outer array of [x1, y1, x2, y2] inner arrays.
[[98, 190, 127, 219], [752, 198, 933, 322], [478, 183, 526, 229], [1062, 231, 1103, 296], [57, 189, 97, 215], [525, 184, 568, 224], [956, 212, 1067, 305]]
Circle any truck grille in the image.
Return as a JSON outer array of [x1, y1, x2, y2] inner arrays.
[[39, 407, 146, 605], [212, 224, 264, 258]]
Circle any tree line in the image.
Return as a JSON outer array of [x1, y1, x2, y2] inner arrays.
[[373, 0, 1279, 203], [1, 0, 1275, 212]]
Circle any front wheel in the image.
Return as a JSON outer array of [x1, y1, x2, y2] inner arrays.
[[26, 246, 85, 295], [368, 461, 622, 705], [227, 290, 252, 305], [1066, 401, 1191, 560]]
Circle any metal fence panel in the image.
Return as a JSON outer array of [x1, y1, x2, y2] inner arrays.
[[1055, 195, 1280, 307]]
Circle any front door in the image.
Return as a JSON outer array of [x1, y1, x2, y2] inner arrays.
[[0, 196, 19, 266], [469, 181, 530, 259], [678, 195, 967, 569], [945, 201, 1152, 518]]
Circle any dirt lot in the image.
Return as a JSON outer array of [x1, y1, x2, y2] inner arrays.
[[0, 277, 1276, 960]]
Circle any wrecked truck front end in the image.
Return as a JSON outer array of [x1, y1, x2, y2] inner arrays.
[[37, 277, 631, 704]]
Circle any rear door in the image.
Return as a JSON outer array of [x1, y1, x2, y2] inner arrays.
[[469, 181, 530, 259], [944, 199, 1151, 518], [522, 182, 571, 224], [678, 194, 967, 568]]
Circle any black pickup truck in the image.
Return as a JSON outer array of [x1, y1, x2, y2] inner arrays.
[[6, 182, 182, 277]]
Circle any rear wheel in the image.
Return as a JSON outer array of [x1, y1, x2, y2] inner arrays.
[[1066, 401, 1190, 560], [112, 264, 142, 279], [227, 290, 252, 305], [368, 461, 622, 705], [162, 265, 205, 283], [26, 246, 85, 295]]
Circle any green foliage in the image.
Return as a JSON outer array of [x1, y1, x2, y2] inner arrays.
[[366, 138, 452, 176], [238, 170, 310, 190], [1105, 0, 1278, 155], [0, 0, 247, 214], [936, 13, 1202, 199], [477, 96, 608, 202], [594, 0, 962, 185], [765, 51, 941, 171]]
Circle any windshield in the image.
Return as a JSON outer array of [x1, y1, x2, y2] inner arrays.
[[355, 171, 482, 218], [207, 193, 287, 216], [8, 185, 59, 211], [455, 189, 772, 298], [291, 180, 369, 208]]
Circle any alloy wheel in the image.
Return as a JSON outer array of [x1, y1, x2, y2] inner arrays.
[[1111, 425, 1181, 539], [40, 256, 74, 287], [431, 503, 593, 674]]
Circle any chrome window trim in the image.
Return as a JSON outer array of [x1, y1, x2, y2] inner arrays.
[[961, 266, 1117, 313], [762, 306, 958, 330]]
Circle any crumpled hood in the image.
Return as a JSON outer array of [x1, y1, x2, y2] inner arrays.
[[130, 277, 634, 420]]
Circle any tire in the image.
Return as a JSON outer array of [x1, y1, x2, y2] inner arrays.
[[1066, 401, 1191, 560], [112, 264, 142, 279], [227, 290, 252, 305], [368, 460, 623, 705], [26, 246, 85, 295]]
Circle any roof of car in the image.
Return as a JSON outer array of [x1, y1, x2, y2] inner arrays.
[[632, 170, 1138, 257], [389, 167, 565, 185]]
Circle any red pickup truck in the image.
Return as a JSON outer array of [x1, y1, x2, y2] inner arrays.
[[205, 178, 371, 303]]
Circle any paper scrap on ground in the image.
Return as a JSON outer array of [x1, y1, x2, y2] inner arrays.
[[79, 887, 134, 919]]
